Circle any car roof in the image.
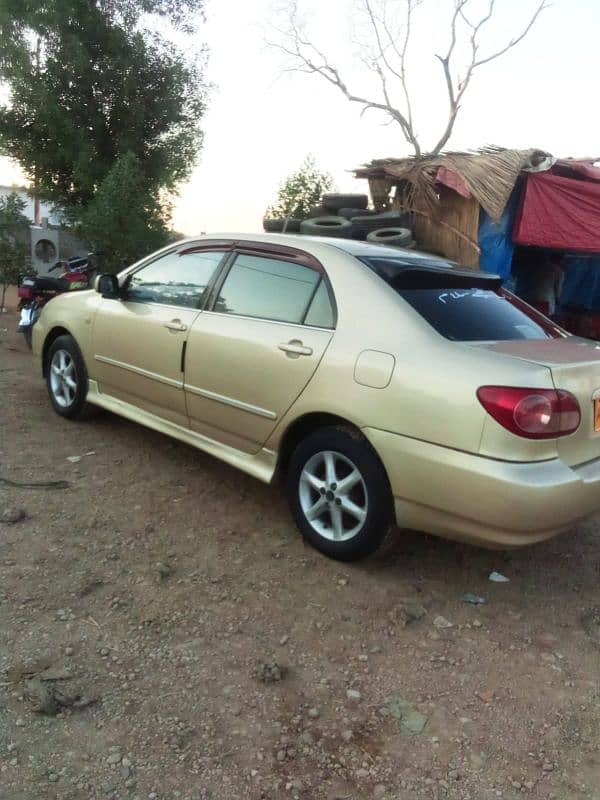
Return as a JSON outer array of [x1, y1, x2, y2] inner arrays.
[[179, 233, 501, 283], [186, 232, 455, 267]]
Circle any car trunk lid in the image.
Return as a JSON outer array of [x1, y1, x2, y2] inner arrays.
[[479, 338, 600, 466]]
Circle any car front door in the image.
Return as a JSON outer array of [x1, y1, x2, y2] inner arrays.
[[91, 246, 227, 426], [183, 246, 336, 453]]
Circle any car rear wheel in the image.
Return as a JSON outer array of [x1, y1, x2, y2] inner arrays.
[[287, 426, 393, 560], [46, 334, 95, 420]]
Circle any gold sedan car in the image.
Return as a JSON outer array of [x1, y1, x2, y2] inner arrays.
[[33, 235, 600, 560]]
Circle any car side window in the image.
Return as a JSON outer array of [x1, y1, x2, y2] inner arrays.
[[126, 250, 224, 309], [214, 254, 321, 324], [304, 279, 335, 328]]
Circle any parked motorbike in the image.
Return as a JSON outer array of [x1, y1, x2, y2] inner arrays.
[[17, 254, 98, 349]]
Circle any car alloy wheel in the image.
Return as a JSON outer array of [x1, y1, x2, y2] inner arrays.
[[298, 450, 368, 541], [49, 348, 78, 409]]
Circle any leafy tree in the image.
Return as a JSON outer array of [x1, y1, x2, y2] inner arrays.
[[266, 156, 334, 220], [0, 192, 30, 311], [0, 1, 206, 209], [75, 152, 171, 273]]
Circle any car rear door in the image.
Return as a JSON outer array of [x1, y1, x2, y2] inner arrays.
[[183, 244, 335, 453], [92, 245, 228, 427]]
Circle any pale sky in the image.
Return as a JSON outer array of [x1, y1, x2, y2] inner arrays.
[[2, 0, 599, 235]]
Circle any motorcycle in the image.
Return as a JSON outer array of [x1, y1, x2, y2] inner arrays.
[[17, 254, 98, 349]]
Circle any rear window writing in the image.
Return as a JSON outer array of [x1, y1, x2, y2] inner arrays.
[[399, 287, 552, 341]]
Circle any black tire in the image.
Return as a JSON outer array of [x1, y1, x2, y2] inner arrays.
[[23, 327, 33, 350], [351, 211, 411, 239], [299, 216, 353, 238], [45, 334, 95, 420], [322, 193, 369, 213], [263, 218, 285, 233], [366, 227, 413, 247], [287, 426, 393, 561], [281, 217, 301, 233], [307, 205, 328, 218], [337, 207, 376, 220]]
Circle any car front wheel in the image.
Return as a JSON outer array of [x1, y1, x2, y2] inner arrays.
[[287, 426, 393, 561], [46, 334, 94, 420]]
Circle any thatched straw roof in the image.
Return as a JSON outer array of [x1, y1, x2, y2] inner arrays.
[[354, 146, 545, 222]]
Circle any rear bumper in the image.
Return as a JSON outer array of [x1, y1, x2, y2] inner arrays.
[[363, 427, 600, 548]]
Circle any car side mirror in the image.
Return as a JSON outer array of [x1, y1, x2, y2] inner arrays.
[[95, 273, 120, 299]]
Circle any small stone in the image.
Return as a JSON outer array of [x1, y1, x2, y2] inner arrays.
[[373, 785, 387, 799], [107, 752, 122, 765], [120, 765, 131, 779], [255, 661, 284, 683], [156, 561, 173, 582], [277, 749, 286, 762], [64, 646, 74, 656], [462, 592, 486, 605], [433, 615, 453, 629], [525, 781, 535, 790], [472, 619, 483, 628], [1, 507, 27, 524], [301, 731, 314, 745], [341, 729, 353, 742], [535, 632, 558, 651], [15, 718, 25, 727], [388, 602, 427, 627], [477, 689, 494, 703], [9, 758, 18, 767], [358, 654, 368, 662], [338, 578, 348, 586], [307, 707, 320, 719], [346, 689, 361, 702], [48, 773, 59, 783], [542, 762, 554, 772], [279, 635, 289, 646]]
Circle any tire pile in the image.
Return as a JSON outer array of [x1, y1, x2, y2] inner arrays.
[[263, 193, 414, 249]]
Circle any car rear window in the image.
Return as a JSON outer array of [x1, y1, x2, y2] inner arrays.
[[359, 257, 562, 341]]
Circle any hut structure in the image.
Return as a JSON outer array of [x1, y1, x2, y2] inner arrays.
[[354, 147, 600, 337]]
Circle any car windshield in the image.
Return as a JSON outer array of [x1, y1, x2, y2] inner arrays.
[[359, 256, 563, 341]]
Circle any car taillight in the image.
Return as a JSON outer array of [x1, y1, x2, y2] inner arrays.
[[477, 386, 580, 439]]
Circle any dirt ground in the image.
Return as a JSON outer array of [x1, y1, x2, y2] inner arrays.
[[1, 314, 599, 800]]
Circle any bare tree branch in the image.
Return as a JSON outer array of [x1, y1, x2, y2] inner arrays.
[[269, 0, 549, 157], [432, 0, 548, 154]]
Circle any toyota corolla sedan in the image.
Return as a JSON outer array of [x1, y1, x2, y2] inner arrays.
[[32, 234, 600, 560]]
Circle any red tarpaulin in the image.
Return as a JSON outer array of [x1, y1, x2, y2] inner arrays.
[[513, 171, 600, 252]]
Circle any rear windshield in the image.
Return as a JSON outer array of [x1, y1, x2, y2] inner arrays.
[[359, 257, 562, 341]]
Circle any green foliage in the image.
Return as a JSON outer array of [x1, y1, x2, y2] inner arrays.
[[75, 152, 171, 273], [266, 156, 334, 220], [0, 192, 30, 308], [0, 1, 206, 210]]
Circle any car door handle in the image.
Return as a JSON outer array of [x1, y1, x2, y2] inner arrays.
[[164, 319, 187, 332], [278, 340, 313, 356]]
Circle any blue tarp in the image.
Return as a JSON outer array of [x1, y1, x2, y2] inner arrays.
[[559, 255, 600, 311], [478, 189, 519, 284]]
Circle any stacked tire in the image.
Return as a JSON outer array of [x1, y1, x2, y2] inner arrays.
[[262, 193, 415, 249]]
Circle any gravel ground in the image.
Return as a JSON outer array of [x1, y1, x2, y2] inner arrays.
[[1, 315, 599, 800]]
